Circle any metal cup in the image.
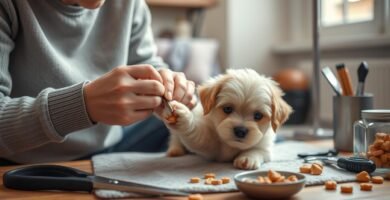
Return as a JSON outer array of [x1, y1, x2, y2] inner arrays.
[[333, 95, 373, 152]]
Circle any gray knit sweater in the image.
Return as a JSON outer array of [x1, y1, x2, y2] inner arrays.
[[0, 0, 166, 163]]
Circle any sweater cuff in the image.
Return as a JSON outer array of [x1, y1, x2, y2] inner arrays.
[[47, 82, 94, 136]]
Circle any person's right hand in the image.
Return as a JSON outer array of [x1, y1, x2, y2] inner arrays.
[[83, 65, 165, 125]]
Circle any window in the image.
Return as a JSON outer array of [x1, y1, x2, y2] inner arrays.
[[319, 0, 386, 39], [321, 0, 374, 27]]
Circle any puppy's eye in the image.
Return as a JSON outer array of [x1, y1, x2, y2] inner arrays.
[[223, 106, 233, 114], [254, 112, 263, 121]]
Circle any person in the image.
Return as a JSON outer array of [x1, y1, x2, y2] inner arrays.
[[0, 0, 197, 165]]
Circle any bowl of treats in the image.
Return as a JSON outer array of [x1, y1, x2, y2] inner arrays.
[[234, 170, 306, 199]]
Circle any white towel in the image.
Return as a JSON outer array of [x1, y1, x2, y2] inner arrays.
[[91, 141, 357, 199]]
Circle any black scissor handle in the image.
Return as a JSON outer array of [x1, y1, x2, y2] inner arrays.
[[3, 165, 93, 192], [337, 157, 376, 173]]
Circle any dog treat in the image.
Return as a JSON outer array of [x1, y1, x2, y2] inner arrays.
[[299, 164, 312, 174], [324, 180, 337, 190], [360, 183, 373, 191], [204, 173, 216, 179], [264, 177, 272, 184], [188, 194, 203, 200], [367, 132, 390, 168], [340, 185, 353, 193], [257, 176, 265, 183], [190, 177, 201, 183], [268, 170, 281, 182], [211, 179, 222, 185], [376, 132, 387, 140], [166, 114, 177, 124], [275, 176, 286, 183], [243, 170, 300, 184], [356, 171, 371, 182], [371, 176, 384, 184], [221, 177, 230, 184], [287, 175, 298, 182], [204, 178, 214, 185], [311, 163, 323, 175]]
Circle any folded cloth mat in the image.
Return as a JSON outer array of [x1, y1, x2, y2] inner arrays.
[[91, 141, 357, 198]]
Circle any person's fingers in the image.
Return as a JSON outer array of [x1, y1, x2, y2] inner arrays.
[[129, 80, 165, 96], [129, 109, 154, 122], [125, 65, 163, 82], [132, 96, 163, 110], [159, 68, 174, 100], [181, 80, 195, 106], [172, 72, 187, 102], [187, 95, 198, 109]]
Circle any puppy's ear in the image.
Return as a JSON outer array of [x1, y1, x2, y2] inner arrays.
[[198, 75, 232, 115], [270, 83, 293, 132]]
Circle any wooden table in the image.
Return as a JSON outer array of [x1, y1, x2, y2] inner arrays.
[[1, 140, 389, 200]]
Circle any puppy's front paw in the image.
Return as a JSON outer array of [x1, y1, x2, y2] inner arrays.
[[166, 145, 187, 157], [159, 101, 192, 128], [234, 156, 261, 170]]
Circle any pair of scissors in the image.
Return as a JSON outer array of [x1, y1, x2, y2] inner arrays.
[[3, 165, 189, 197], [297, 149, 339, 158], [304, 156, 376, 173]]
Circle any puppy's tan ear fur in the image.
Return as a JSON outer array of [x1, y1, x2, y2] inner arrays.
[[198, 75, 232, 115], [270, 83, 293, 132]]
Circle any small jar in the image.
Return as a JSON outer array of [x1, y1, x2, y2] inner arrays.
[[353, 109, 390, 168]]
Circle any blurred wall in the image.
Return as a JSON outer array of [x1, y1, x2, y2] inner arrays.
[[149, 0, 288, 76]]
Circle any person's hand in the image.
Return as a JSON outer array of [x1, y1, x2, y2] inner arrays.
[[158, 68, 197, 109], [84, 65, 165, 125]]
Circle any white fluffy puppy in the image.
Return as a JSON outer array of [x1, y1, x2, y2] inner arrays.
[[156, 68, 292, 170]]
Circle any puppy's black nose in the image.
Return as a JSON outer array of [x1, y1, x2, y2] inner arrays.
[[234, 126, 248, 138]]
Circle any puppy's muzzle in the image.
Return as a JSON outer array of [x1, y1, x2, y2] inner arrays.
[[233, 126, 248, 139]]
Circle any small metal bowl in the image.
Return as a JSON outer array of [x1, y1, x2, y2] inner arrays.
[[234, 170, 306, 199]]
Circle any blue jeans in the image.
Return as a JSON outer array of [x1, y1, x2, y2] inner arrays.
[[105, 115, 169, 153]]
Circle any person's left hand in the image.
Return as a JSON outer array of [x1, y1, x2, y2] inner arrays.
[[158, 68, 197, 109]]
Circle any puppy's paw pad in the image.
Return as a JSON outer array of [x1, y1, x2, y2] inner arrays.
[[166, 147, 186, 157], [234, 157, 260, 170]]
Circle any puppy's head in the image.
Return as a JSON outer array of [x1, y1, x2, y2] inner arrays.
[[199, 68, 292, 150]]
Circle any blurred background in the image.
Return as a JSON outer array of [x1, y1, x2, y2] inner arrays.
[[146, 0, 390, 133]]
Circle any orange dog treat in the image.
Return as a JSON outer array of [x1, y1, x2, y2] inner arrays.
[[221, 177, 230, 184], [360, 183, 373, 191], [166, 114, 177, 124], [275, 176, 286, 183], [204, 173, 216, 179], [371, 176, 384, 184], [324, 180, 337, 190], [264, 177, 272, 184], [313, 162, 323, 169], [356, 171, 370, 182], [376, 132, 387, 140], [204, 178, 214, 185], [188, 194, 203, 200], [311, 163, 323, 175], [383, 141, 390, 151], [300, 164, 312, 174], [268, 170, 281, 182], [211, 179, 222, 185], [190, 177, 201, 183], [340, 185, 353, 193], [287, 175, 298, 182], [257, 176, 265, 183]]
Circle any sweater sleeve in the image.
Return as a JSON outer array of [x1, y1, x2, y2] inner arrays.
[[0, 1, 94, 156], [127, 0, 168, 69]]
